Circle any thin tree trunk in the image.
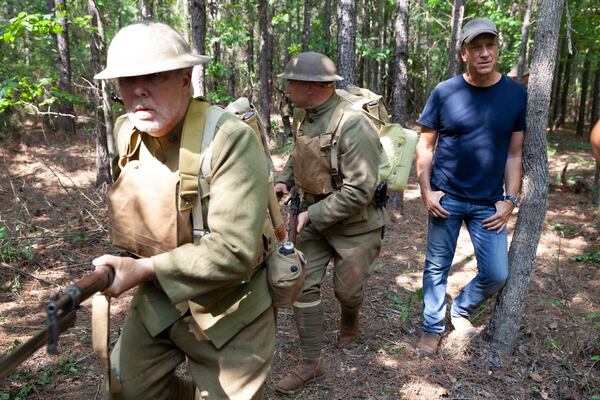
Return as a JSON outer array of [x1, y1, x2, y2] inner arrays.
[[336, 0, 356, 89], [50, 0, 76, 136], [87, 0, 111, 186], [323, 0, 332, 55], [446, 0, 464, 78], [302, 0, 311, 52], [557, 51, 573, 128], [591, 60, 600, 132], [388, 0, 409, 215], [357, 0, 367, 87], [392, 0, 408, 126], [141, 0, 154, 19], [191, 0, 207, 97], [258, 0, 272, 137], [576, 51, 591, 136], [550, 36, 564, 129], [485, 0, 565, 354], [246, 9, 255, 102], [517, 0, 534, 81]]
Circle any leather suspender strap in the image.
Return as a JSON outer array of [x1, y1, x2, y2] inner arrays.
[[92, 293, 122, 396]]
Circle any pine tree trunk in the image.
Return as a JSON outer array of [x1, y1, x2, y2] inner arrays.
[[246, 11, 255, 102], [557, 51, 573, 128], [87, 0, 111, 186], [591, 60, 600, 131], [323, 0, 332, 55], [336, 0, 356, 89], [258, 0, 272, 137], [392, 0, 408, 126], [576, 51, 591, 136], [484, 0, 565, 355], [191, 0, 207, 97], [141, 0, 154, 19], [517, 0, 535, 81], [302, 0, 311, 52], [446, 0, 464, 78], [550, 37, 564, 129], [52, 0, 76, 136]]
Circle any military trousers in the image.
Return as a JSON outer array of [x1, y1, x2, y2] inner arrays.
[[295, 224, 383, 308], [109, 304, 275, 400]]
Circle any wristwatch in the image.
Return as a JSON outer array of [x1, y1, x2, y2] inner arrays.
[[502, 195, 521, 207]]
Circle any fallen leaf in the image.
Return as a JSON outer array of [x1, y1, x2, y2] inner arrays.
[[529, 372, 543, 383]]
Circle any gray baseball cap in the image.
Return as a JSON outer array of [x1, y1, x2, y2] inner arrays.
[[460, 18, 498, 46]]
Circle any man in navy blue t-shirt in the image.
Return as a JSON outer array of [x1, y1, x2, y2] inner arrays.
[[415, 17, 527, 356]]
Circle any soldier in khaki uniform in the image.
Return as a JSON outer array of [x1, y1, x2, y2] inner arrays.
[[92, 22, 275, 400], [274, 52, 389, 394]]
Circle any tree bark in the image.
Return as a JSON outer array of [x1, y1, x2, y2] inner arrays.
[[484, 0, 565, 354], [576, 51, 591, 136], [336, 0, 356, 89], [392, 0, 408, 126], [323, 0, 332, 55], [87, 0, 112, 186], [591, 60, 600, 131], [446, 0, 464, 78], [302, 0, 311, 52], [550, 36, 564, 129], [52, 0, 76, 136], [517, 0, 535, 81], [246, 6, 255, 102], [141, 0, 154, 19], [191, 0, 207, 97], [258, 0, 272, 137], [557, 51, 573, 128]]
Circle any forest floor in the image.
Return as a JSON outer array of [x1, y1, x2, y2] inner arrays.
[[0, 125, 598, 400]]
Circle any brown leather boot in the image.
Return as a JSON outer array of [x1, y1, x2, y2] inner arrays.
[[274, 357, 326, 394], [417, 331, 441, 356], [337, 306, 360, 348]]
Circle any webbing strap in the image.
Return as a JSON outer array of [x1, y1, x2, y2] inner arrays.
[[179, 99, 211, 212], [191, 105, 226, 242], [322, 102, 347, 189]]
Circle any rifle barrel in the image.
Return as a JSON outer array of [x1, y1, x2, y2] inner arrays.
[[0, 265, 114, 381], [0, 310, 76, 380]]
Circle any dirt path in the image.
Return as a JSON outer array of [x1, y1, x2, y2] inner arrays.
[[0, 131, 598, 399]]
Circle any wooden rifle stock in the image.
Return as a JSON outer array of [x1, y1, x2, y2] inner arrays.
[[0, 265, 114, 380]]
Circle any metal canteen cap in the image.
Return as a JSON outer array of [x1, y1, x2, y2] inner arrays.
[[277, 52, 343, 82], [94, 22, 210, 80]]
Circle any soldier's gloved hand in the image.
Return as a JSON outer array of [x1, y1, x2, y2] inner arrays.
[[93, 255, 155, 298]]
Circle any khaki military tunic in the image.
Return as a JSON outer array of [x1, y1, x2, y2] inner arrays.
[[109, 101, 275, 400], [277, 93, 388, 307]]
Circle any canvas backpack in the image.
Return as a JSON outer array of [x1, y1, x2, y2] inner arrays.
[[331, 85, 418, 193]]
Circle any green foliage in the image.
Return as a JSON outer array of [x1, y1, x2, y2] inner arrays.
[[570, 249, 600, 265], [384, 289, 417, 322]]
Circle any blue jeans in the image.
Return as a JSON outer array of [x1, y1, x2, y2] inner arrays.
[[422, 195, 508, 334]]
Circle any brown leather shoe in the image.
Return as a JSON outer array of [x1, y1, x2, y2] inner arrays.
[[274, 357, 326, 395], [417, 331, 441, 356], [451, 315, 477, 338], [337, 308, 359, 348]]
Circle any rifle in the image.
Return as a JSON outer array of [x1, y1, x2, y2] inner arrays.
[[286, 188, 301, 244], [0, 265, 114, 380]]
